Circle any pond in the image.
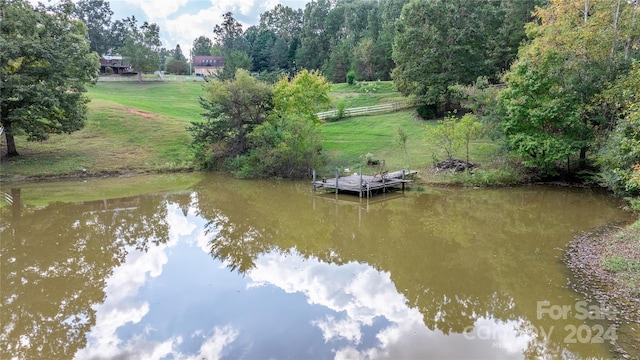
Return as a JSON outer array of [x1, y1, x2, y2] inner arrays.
[[0, 173, 636, 359]]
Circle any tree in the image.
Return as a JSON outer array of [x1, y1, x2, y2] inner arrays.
[[1, 0, 99, 157], [596, 63, 640, 194], [392, 0, 494, 114], [211, 12, 250, 80], [216, 48, 252, 81], [116, 16, 161, 82], [372, 0, 410, 81], [191, 35, 213, 65], [499, 0, 639, 175], [296, 0, 332, 71], [428, 113, 483, 163], [172, 43, 186, 61], [499, 54, 589, 175], [188, 69, 273, 169], [71, 0, 114, 55], [245, 70, 331, 179], [248, 28, 277, 72], [165, 57, 187, 75], [164, 44, 187, 74], [392, 0, 538, 114], [271, 69, 331, 124], [213, 11, 246, 51], [397, 127, 411, 170], [259, 3, 304, 41]]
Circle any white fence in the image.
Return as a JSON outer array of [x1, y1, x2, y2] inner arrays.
[[97, 75, 204, 82], [316, 100, 414, 120]]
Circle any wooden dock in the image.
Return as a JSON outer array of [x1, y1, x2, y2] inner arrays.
[[313, 170, 416, 198]]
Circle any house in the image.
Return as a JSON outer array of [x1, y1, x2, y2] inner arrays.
[[193, 55, 224, 76], [99, 55, 131, 74]]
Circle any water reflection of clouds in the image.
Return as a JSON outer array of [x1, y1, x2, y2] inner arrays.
[[248, 252, 533, 359], [75, 204, 239, 360], [75, 235, 172, 359], [77, 203, 533, 360]]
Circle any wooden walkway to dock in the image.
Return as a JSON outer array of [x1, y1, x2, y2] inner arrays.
[[313, 170, 416, 198]]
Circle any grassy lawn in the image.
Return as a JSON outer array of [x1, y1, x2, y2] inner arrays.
[[329, 81, 407, 108], [319, 109, 500, 177], [88, 81, 205, 122], [0, 81, 204, 181], [0, 80, 501, 182]]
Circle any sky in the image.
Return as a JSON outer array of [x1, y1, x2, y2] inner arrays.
[[33, 0, 311, 55]]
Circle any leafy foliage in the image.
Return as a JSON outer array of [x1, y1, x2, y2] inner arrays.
[[428, 114, 483, 162], [597, 63, 640, 194], [189, 69, 273, 169], [241, 70, 331, 178], [71, 0, 114, 55], [164, 44, 188, 74], [272, 69, 331, 123], [115, 16, 161, 82], [0, 0, 99, 157], [499, 0, 640, 176], [392, 0, 540, 114], [499, 54, 590, 174], [245, 115, 325, 179]]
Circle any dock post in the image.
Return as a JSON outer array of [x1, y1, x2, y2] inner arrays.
[[402, 170, 405, 192], [312, 169, 316, 192], [359, 169, 363, 198], [335, 168, 339, 195]]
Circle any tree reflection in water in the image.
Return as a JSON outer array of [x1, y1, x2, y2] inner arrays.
[[0, 177, 630, 359], [0, 190, 174, 360], [197, 180, 627, 358]]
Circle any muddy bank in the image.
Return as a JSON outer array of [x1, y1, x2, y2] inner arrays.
[[565, 222, 640, 357]]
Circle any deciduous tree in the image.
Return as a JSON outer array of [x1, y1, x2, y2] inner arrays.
[[1, 0, 99, 157], [188, 69, 273, 168], [72, 0, 114, 55], [116, 16, 161, 82], [245, 70, 331, 178], [499, 0, 639, 174]]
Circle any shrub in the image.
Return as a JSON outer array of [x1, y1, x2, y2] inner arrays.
[[416, 104, 437, 120], [336, 99, 346, 119], [450, 165, 523, 187], [347, 70, 356, 85]]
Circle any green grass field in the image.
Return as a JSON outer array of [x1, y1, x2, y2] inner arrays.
[[0, 80, 501, 182]]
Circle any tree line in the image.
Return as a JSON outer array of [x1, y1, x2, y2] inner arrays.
[[2, 0, 640, 197]]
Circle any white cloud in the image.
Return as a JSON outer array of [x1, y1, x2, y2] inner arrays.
[[182, 326, 239, 360], [122, 0, 189, 20], [312, 316, 362, 344], [247, 251, 538, 359], [162, 7, 223, 53]]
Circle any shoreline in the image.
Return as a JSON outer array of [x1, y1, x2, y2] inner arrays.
[[564, 222, 640, 357]]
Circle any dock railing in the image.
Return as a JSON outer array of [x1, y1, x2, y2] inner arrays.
[[315, 100, 415, 120]]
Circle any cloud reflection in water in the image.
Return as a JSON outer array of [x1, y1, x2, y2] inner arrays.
[[76, 203, 533, 360]]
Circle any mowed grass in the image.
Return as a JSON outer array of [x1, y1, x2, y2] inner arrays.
[[320, 110, 499, 176], [88, 81, 205, 122], [0, 80, 500, 182], [0, 81, 205, 181], [329, 81, 407, 108]]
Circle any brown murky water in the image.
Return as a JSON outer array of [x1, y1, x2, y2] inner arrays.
[[0, 173, 636, 359]]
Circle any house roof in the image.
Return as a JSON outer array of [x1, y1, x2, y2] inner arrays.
[[101, 55, 123, 61], [194, 56, 224, 67]]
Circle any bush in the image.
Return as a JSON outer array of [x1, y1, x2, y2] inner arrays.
[[597, 113, 640, 195], [416, 104, 437, 120], [450, 165, 523, 187], [336, 99, 346, 119], [347, 70, 356, 85]]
